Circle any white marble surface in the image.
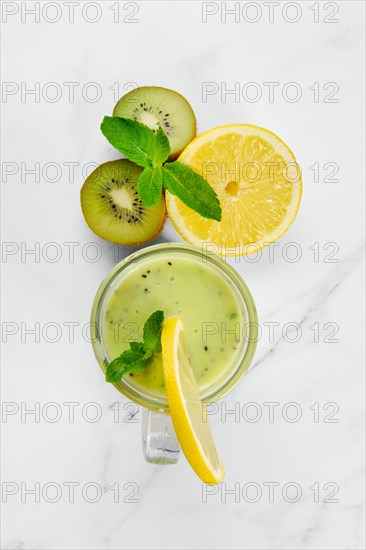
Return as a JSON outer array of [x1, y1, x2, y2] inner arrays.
[[1, 1, 365, 549]]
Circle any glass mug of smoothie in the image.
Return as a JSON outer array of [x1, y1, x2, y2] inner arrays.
[[91, 243, 257, 464]]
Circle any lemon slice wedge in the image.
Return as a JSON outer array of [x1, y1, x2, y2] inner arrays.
[[166, 124, 302, 255], [161, 317, 225, 484]]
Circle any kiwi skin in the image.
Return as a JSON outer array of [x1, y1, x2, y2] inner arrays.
[[164, 87, 196, 160], [80, 159, 166, 246], [112, 86, 197, 161]]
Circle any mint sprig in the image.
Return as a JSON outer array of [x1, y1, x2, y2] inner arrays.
[[101, 116, 222, 221], [106, 310, 164, 383]]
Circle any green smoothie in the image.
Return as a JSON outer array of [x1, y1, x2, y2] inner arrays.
[[101, 251, 246, 398]]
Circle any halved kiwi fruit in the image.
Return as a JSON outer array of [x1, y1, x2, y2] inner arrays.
[[113, 86, 196, 160], [81, 159, 166, 245]]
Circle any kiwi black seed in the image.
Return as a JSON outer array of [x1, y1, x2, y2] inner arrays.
[[80, 159, 166, 245], [113, 86, 196, 160]]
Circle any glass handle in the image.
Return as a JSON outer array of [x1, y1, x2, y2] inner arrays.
[[142, 408, 180, 464]]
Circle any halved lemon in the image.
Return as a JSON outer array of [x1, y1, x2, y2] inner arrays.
[[166, 124, 302, 255], [161, 317, 225, 484]]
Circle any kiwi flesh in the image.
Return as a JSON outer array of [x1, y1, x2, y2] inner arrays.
[[81, 159, 166, 245], [113, 86, 196, 160]]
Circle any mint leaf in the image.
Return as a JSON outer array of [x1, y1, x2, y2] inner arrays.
[[138, 166, 163, 206], [106, 362, 125, 383], [106, 348, 152, 382], [162, 162, 222, 221], [152, 126, 170, 165], [120, 348, 148, 364], [143, 310, 164, 353], [129, 341, 146, 353], [101, 116, 154, 168], [106, 358, 150, 383]]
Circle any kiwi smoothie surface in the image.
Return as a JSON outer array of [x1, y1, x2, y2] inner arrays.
[[102, 250, 246, 397]]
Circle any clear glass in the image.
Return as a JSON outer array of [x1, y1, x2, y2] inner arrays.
[[142, 409, 180, 464], [91, 243, 258, 464]]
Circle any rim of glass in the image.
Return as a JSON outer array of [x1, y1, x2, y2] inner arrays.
[[91, 243, 258, 412]]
